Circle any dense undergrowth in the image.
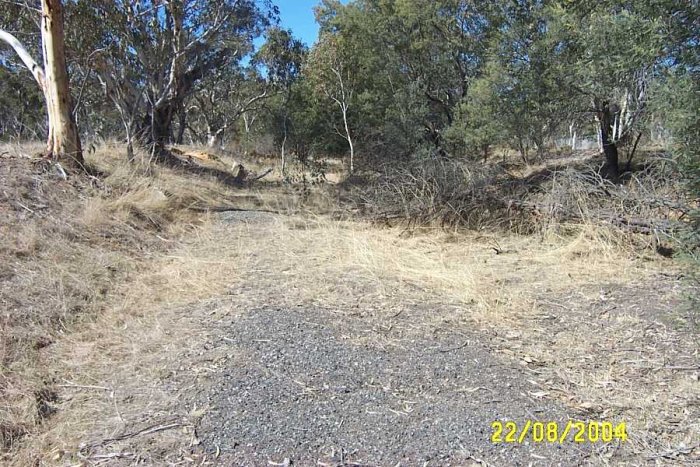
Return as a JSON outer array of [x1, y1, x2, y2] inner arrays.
[[356, 149, 697, 257]]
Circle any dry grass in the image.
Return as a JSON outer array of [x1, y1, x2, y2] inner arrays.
[[207, 214, 697, 463], [14, 216, 246, 465], [0, 141, 259, 463], [1, 142, 696, 464], [257, 216, 644, 314]]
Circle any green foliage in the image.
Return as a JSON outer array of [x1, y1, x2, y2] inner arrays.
[[0, 66, 45, 141], [444, 65, 506, 159], [653, 72, 700, 244], [1, 0, 698, 188]]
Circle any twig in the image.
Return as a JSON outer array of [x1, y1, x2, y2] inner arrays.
[[85, 421, 187, 449], [189, 205, 281, 214], [59, 381, 111, 391], [90, 452, 135, 461], [645, 444, 698, 460], [389, 309, 404, 318], [437, 341, 469, 353], [16, 201, 35, 213]]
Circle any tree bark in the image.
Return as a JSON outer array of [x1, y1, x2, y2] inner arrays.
[[142, 101, 176, 158], [0, 1, 82, 167], [41, 0, 83, 165], [596, 101, 620, 180], [175, 107, 187, 144], [341, 103, 355, 174]]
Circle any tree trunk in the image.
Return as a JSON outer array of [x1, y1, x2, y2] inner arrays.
[[341, 104, 354, 174], [41, 0, 82, 166], [602, 140, 619, 180], [596, 101, 620, 180], [143, 102, 175, 157], [569, 122, 577, 150], [175, 107, 187, 144], [0, 1, 82, 168], [281, 131, 288, 177], [517, 137, 529, 165], [123, 117, 136, 163]]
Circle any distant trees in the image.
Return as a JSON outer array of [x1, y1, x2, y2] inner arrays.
[[254, 27, 307, 174], [0, 67, 44, 141], [0, 0, 82, 166], [77, 0, 276, 158], [0, 0, 697, 190], [546, 1, 667, 179], [294, 0, 696, 180]]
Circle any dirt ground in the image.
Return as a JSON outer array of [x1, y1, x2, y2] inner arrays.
[[7, 209, 691, 466], [2, 149, 698, 466]]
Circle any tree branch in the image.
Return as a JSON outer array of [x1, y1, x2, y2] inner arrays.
[[0, 28, 46, 92]]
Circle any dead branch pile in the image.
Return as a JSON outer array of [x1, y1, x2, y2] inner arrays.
[[359, 153, 696, 247]]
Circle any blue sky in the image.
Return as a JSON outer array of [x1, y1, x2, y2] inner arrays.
[[276, 0, 322, 47]]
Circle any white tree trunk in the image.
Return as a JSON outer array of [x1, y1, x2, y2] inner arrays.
[[281, 132, 288, 176], [206, 126, 225, 148], [41, 0, 82, 163], [341, 104, 354, 174], [595, 116, 603, 152], [328, 66, 355, 174], [0, 1, 82, 166], [618, 90, 630, 140]]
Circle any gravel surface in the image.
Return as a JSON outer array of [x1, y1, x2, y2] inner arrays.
[[197, 305, 591, 466]]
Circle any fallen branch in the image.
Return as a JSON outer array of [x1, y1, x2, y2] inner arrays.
[[248, 167, 273, 182], [505, 198, 680, 235], [188, 205, 281, 214]]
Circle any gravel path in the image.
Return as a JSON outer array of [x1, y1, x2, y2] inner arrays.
[[182, 213, 672, 467], [197, 305, 590, 466]]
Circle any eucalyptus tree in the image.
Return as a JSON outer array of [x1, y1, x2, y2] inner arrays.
[[0, 0, 83, 166], [446, 0, 569, 163], [188, 66, 269, 148], [548, 1, 671, 179], [84, 0, 276, 158], [309, 0, 501, 159], [254, 27, 306, 174], [306, 32, 358, 173]]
